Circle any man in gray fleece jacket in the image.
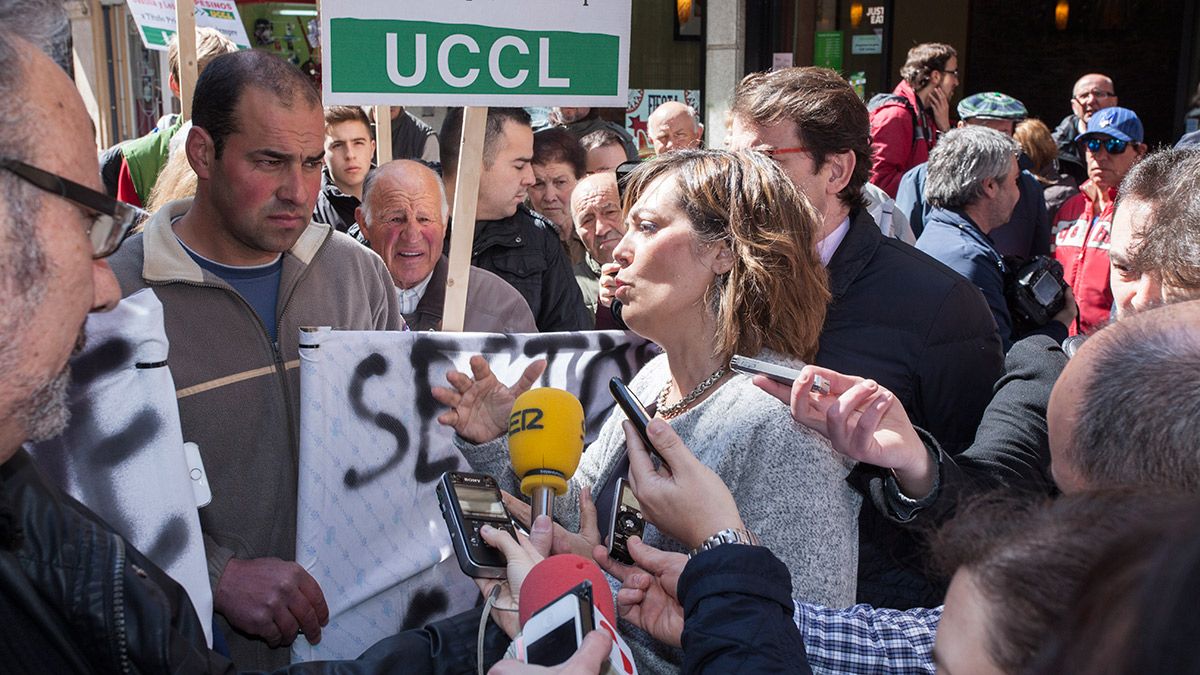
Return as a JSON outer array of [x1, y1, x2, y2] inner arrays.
[[107, 50, 401, 670]]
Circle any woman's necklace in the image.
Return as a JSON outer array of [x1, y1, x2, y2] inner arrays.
[[657, 367, 728, 419]]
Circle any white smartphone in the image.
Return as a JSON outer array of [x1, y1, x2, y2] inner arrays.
[[729, 354, 831, 394], [521, 581, 594, 667]]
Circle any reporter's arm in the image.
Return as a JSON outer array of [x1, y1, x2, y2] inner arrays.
[[677, 545, 812, 675]]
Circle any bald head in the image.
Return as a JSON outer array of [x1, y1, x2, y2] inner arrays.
[[1048, 299, 1200, 493], [357, 160, 448, 289], [647, 101, 704, 155], [569, 172, 624, 264], [1071, 73, 1117, 122]]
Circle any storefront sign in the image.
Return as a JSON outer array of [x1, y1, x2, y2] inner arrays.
[[626, 88, 702, 157], [813, 31, 844, 71], [125, 0, 251, 51], [321, 1, 631, 106], [851, 34, 883, 55]]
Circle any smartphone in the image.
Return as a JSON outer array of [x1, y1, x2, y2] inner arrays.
[[436, 471, 516, 579], [609, 377, 667, 468], [729, 354, 831, 395], [522, 581, 595, 666], [606, 478, 645, 566]]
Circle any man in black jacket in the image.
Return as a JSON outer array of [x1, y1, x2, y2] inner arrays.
[[727, 66, 1004, 609], [440, 107, 592, 332]]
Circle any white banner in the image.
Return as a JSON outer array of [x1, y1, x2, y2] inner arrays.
[[293, 328, 656, 661], [27, 289, 213, 646], [125, 0, 251, 51]]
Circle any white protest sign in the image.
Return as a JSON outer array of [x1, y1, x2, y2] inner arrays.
[[320, 0, 631, 106], [27, 290, 213, 646], [126, 0, 251, 51], [292, 329, 656, 662]]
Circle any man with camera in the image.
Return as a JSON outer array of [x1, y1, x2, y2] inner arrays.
[[916, 126, 1077, 350]]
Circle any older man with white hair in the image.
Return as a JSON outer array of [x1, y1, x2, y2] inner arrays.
[[647, 100, 704, 155], [916, 126, 1076, 350], [355, 160, 536, 333]]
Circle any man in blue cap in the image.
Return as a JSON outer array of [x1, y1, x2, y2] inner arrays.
[[896, 92, 1051, 258], [1053, 106, 1147, 335]]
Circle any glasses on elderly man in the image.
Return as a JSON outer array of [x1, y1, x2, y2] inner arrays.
[[0, 158, 144, 258], [1073, 90, 1116, 103], [1081, 137, 1130, 155]]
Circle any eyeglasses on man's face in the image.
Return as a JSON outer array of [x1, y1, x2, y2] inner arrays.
[[0, 158, 144, 258], [1073, 89, 1116, 104]]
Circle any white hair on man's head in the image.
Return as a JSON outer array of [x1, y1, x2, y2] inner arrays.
[[924, 126, 1019, 209], [361, 160, 449, 223]]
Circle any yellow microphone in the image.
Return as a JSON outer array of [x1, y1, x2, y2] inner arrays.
[[508, 387, 585, 521]]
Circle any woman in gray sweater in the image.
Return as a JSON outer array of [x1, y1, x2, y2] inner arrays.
[[434, 150, 860, 672]]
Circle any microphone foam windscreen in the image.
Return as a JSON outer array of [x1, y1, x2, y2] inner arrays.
[[518, 554, 616, 628], [508, 387, 585, 496]]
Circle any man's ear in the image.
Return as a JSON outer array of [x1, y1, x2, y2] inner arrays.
[[168, 73, 180, 99], [185, 126, 216, 180], [981, 176, 1000, 200], [825, 150, 856, 196], [355, 206, 369, 236]]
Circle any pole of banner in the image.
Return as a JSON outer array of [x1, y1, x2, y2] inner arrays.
[[175, 0, 198, 121], [374, 106, 393, 165], [442, 106, 488, 332]]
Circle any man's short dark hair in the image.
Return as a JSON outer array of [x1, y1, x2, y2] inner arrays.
[[1067, 301, 1200, 491], [731, 67, 872, 210], [323, 105, 372, 131], [579, 128, 626, 153], [1116, 148, 1200, 294], [533, 128, 586, 179], [439, 107, 532, 176], [900, 43, 957, 90], [192, 50, 321, 158]]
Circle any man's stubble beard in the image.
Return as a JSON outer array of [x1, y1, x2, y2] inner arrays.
[[14, 327, 86, 443]]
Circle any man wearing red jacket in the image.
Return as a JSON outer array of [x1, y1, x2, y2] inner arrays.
[[1053, 106, 1147, 335], [869, 43, 958, 197]]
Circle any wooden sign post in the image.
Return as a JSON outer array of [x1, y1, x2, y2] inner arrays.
[[174, 0, 198, 120], [442, 106, 488, 332], [374, 105, 393, 165]]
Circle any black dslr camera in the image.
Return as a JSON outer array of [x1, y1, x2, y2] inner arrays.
[[1005, 255, 1068, 330]]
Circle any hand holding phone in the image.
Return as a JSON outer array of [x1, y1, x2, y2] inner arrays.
[[521, 581, 595, 666], [729, 354, 831, 394], [610, 377, 668, 469]]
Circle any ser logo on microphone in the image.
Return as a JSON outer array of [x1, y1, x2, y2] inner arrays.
[[509, 408, 545, 434]]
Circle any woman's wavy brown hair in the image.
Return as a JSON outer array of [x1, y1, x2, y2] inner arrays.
[[619, 149, 829, 361]]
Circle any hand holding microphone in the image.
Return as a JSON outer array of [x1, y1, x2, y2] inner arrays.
[[507, 388, 585, 522]]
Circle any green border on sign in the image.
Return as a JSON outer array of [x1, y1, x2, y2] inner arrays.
[[329, 18, 619, 95]]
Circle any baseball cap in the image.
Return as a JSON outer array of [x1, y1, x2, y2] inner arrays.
[[957, 92, 1028, 121], [1076, 107, 1144, 144]]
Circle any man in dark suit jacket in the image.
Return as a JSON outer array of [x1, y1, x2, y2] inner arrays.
[[728, 66, 1005, 608]]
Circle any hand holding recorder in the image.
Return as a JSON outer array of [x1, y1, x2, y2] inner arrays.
[[753, 363, 935, 499]]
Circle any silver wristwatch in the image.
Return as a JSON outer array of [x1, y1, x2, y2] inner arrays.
[[690, 528, 760, 557]]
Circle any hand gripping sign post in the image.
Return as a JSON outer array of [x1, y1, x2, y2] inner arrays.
[[321, 1, 631, 330]]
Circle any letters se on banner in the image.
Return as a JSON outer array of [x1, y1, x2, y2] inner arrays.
[[320, 0, 631, 107]]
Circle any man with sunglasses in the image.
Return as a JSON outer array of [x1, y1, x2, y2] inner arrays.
[[1052, 74, 1119, 184], [1053, 106, 1147, 336]]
